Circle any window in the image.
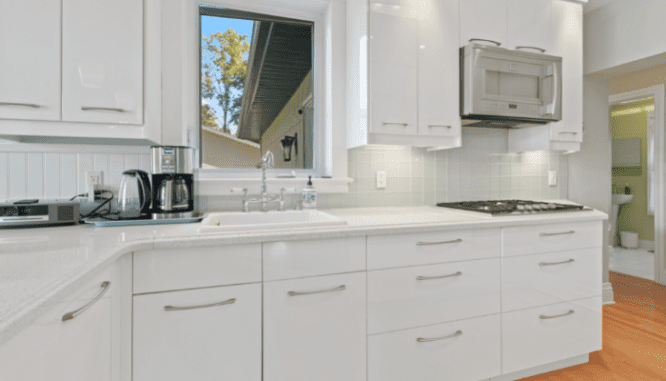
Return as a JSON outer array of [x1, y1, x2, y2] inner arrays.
[[199, 7, 314, 171]]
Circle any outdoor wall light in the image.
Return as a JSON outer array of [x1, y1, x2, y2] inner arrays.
[[280, 133, 297, 162]]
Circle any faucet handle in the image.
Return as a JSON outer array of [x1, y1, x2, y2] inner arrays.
[[231, 188, 248, 197], [281, 187, 296, 195]]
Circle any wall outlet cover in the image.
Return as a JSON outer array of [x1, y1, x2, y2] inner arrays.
[[376, 171, 386, 189], [86, 171, 102, 201], [549, 170, 557, 187]]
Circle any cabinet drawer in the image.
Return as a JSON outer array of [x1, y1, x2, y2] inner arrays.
[[502, 221, 602, 257], [502, 248, 602, 312], [133, 244, 261, 294], [263, 237, 365, 281], [368, 258, 500, 334], [367, 229, 500, 270], [133, 283, 261, 381], [502, 296, 602, 374], [368, 314, 501, 381]]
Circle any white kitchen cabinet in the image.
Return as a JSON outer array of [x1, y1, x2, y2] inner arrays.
[[368, 314, 501, 381], [507, 0, 553, 53], [133, 283, 262, 381], [502, 221, 603, 257], [459, 0, 508, 48], [0, 0, 61, 121], [264, 272, 366, 381], [62, 0, 143, 125]]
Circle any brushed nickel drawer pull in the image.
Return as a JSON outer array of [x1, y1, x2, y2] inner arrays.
[[539, 309, 575, 320], [515, 46, 546, 53], [559, 131, 578, 135], [417, 330, 463, 342], [81, 106, 126, 112], [417, 238, 462, 246], [417, 271, 462, 281], [288, 285, 345, 296], [539, 230, 575, 237], [539, 258, 575, 266], [382, 122, 408, 126], [164, 298, 236, 311], [428, 124, 451, 128], [0, 102, 41, 108], [469, 38, 501, 46], [62, 281, 111, 321]]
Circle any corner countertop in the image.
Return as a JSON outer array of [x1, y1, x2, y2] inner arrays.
[[0, 204, 607, 346]]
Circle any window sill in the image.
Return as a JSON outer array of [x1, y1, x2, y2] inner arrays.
[[195, 177, 353, 196]]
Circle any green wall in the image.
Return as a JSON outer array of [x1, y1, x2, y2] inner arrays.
[[611, 98, 654, 241]]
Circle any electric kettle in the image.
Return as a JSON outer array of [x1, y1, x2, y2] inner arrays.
[[117, 170, 152, 218]]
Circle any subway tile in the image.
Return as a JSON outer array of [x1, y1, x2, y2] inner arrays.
[[61, 154, 78, 198], [9, 153, 26, 199], [0, 153, 7, 201], [93, 154, 109, 184], [44, 154, 60, 198], [78, 154, 94, 194], [109, 154, 126, 189], [26, 153, 43, 198]]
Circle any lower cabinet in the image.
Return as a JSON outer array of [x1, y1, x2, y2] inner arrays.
[[133, 283, 262, 381], [368, 314, 501, 381], [263, 272, 367, 381]]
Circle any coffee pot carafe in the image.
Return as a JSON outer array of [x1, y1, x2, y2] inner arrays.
[[151, 146, 194, 219]]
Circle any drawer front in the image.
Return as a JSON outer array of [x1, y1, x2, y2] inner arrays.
[[368, 314, 501, 381], [502, 296, 602, 374], [367, 229, 500, 270], [502, 221, 602, 257], [133, 244, 261, 294], [133, 283, 261, 381], [502, 248, 602, 312], [368, 258, 500, 334], [263, 237, 366, 281]]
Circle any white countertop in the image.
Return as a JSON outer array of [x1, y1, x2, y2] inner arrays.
[[0, 205, 607, 346]]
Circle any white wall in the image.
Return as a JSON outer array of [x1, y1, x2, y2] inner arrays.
[[584, 0, 666, 75], [569, 77, 612, 283]]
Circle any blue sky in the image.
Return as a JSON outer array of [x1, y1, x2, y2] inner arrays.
[[201, 15, 254, 134]]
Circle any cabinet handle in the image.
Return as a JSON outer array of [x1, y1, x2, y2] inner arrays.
[[0, 102, 41, 108], [559, 131, 578, 135], [164, 298, 236, 311], [417, 271, 462, 281], [382, 122, 408, 126], [416, 238, 462, 246], [81, 106, 126, 112], [515, 46, 546, 53], [62, 281, 111, 321], [288, 285, 345, 296], [469, 38, 501, 46], [417, 330, 463, 342], [539, 309, 575, 320], [428, 124, 451, 128], [539, 230, 575, 237], [539, 258, 575, 266]]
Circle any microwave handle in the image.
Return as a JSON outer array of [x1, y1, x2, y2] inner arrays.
[[543, 63, 560, 117]]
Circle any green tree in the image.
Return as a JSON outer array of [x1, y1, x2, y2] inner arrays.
[[200, 103, 219, 129], [202, 29, 250, 134]]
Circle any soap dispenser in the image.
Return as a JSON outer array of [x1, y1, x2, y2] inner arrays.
[[624, 183, 631, 195], [302, 176, 317, 209]]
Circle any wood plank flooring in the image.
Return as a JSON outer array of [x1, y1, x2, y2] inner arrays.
[[519, 271, 666, 380]]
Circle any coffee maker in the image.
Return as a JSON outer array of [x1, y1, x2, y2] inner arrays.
[[150, 146, 195, 220]]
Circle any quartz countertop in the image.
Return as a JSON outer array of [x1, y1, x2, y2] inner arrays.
[[0, 204, 607, 346]]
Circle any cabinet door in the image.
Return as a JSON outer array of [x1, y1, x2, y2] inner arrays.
[[0, 0, 61, 121], [507, 0, 553, 53], [62, 0, 143, 124], [133, 283, 261, 381], [264, 272, 366, 381], [549, 0, 583, 142], [459, 0, 508, 48], [369, 0, 418, 135], [417, 0, 461, 140], [0, 282, 112, 381]]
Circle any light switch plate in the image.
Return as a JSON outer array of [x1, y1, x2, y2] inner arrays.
[[549, 171, 557, 187], [376, 171, 386, 189]]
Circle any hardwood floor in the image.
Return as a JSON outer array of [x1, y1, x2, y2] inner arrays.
[[519, 271, 666, 380]]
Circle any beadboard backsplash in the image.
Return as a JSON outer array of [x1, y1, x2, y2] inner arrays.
[[0, 143, 151, 201]]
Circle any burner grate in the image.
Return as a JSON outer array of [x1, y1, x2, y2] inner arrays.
[[437, 200, 586, 215]]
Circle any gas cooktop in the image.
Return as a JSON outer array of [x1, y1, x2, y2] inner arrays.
[[437, 200, 589, 215]]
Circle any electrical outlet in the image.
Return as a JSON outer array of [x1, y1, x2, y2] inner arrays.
[[549, 170, 558, 187], [86, 171, 102, 201], [376, 171, 386, 189]]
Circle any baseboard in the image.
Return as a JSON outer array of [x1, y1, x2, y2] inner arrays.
[[639, 240, 655, 251], [602, 282, 615, 305], [485, 354, 589, 381]]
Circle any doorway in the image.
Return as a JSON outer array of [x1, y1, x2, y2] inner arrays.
[[609, 85, 666, 284]]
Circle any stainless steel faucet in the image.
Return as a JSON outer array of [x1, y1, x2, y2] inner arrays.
[[231, 151, 294, 212]]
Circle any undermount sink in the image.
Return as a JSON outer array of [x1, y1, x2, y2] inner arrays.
[[612, 194, 634, 205], [199, 210, 347, 233]]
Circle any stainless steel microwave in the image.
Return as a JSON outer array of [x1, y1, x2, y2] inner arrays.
[[460, 43, 562, 128]]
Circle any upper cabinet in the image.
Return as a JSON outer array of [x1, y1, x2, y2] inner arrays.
[[62, 0, 143, 125], [348, 0, 461, 149], [507, 0, 553, 53], [459, 0, 508, 48], [0, 0, 61, 122], [0, 0, 160, 142]]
